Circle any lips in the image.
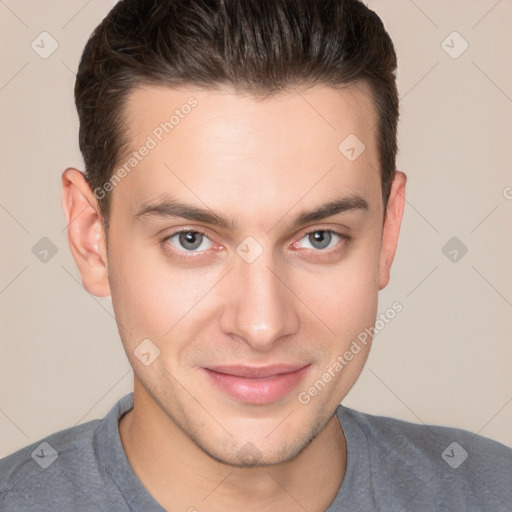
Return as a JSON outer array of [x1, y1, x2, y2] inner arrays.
[[201, 363, 312, 404], [205, 363, 309, 379]]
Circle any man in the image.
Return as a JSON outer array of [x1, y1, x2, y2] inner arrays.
[[1, 0, 511, 510]]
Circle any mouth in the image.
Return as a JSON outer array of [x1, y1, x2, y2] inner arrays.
[[200, 363, 312, 405]]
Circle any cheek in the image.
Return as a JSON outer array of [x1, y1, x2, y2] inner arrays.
[[301, 241, 380, 331], [108, 241, 221, 345]]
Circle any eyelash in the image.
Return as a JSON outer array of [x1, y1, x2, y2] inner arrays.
[[160, 227, 350, 262]]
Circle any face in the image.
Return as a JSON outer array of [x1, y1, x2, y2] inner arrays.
[[66, 83, 405, 467]]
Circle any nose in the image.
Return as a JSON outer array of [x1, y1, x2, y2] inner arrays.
[[219, 249, 300, 352]]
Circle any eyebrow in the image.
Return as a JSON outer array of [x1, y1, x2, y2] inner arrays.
[[134, 193, 369, 231]]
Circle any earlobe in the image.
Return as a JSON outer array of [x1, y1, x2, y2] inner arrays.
[[377, 170, 407, 290], [61, 168, 111, 297]]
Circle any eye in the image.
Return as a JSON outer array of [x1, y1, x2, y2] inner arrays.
[[164, 230, 214, 252], [295, 229, 346, 251]]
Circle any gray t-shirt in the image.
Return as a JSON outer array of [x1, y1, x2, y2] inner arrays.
[[1, 393, 511, 511]]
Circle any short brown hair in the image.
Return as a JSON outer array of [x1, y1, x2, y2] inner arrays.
[[75, 0, 399, 231]]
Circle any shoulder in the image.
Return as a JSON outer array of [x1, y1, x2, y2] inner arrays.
[[0, 419, 103, 511], [342, 405, 512, 458], [343, 405, 512, 464], [337, 405, 512, 510], [0, 393, 134, 512]]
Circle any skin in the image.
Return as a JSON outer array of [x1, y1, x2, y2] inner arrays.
[[61, 83, 406, 511]]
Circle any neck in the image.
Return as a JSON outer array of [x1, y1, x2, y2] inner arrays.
[[119, 379, 347, 512]]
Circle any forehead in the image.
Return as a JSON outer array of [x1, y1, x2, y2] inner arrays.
[[122, 82, 377, 151], [112, 83, 381, 224]]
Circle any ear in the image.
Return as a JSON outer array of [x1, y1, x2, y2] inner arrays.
[[61, 168, 111, 297], [378, 170, 407, 290]]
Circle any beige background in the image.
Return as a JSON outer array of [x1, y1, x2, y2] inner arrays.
[[1, 0, 511, 457]]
